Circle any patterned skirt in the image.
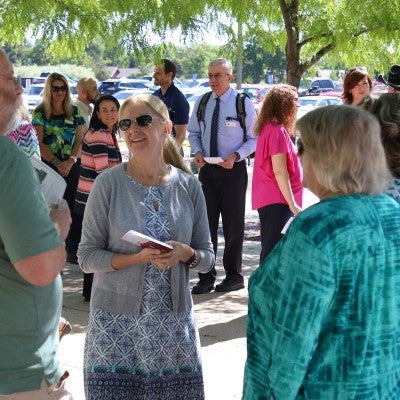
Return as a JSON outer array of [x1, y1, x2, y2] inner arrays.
[[84, 267, 205, 400]]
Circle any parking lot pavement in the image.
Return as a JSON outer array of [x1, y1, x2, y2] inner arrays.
[[58, 163, 319, 399]]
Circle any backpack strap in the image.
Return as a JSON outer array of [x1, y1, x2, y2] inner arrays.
[[196, 91, 213, 127], [236, 92, 249, 142]]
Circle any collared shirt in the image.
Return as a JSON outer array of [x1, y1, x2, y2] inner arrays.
[[152, 83, 189, 126], [188, 87, 257, 160], [75, 98, 93, 133]]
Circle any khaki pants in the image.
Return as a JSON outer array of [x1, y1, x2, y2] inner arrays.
[[0, 372, 73, 400]]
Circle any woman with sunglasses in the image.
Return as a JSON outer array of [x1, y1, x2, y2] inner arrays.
[[78, 94, 214, 399], [73, 95, 122, 302], [32, 73, 85, 216], [243, 105, 400, 399], [252, 84, 303, 262]]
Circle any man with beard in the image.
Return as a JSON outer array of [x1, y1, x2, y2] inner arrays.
[[0, 48, 73, 399], [152, 59, 189, 149], [75, 77, 99, 132]]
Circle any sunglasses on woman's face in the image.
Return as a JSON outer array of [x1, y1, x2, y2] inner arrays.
[[51, 85, 68, 93], [118, 115, 159, 131]]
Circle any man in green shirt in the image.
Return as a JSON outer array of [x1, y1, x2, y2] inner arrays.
[[0, 49, 72, 398]]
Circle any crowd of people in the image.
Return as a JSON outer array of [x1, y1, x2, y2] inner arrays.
[[1, 46, 400, 399]]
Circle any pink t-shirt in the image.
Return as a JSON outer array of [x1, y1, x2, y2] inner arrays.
[[252, 121, 303, 210]]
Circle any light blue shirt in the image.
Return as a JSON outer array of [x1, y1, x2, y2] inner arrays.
[[188, 87, 257, 160]]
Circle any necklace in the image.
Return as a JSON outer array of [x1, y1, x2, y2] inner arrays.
[[126, 162, 169, 187]]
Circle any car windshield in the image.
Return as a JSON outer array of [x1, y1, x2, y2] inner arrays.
[[298, 99, 318, 107], [115, 91, 135, 100], [27, 86, 43, 95]]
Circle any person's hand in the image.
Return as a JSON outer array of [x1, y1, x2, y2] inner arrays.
[[136, 247, 163, 265], [49, 200, 72, 240], [150, 241, 192, 270], [289, 203, 302, 216], [219, 153, 237, 169], [193, 152, 206, 168], [57, 158, 75, 177]]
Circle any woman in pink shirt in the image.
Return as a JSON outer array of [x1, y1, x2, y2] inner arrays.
[[252, 84, 303, 262]]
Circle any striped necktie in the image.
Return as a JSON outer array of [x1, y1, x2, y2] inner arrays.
[[210, 97, 220, 156]]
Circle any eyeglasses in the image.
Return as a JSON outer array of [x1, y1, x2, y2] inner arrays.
[[296, 137, 304, 156], [208, 73, 228, 80], [51, 85, 68, 93], [118, 115, 161, 131]]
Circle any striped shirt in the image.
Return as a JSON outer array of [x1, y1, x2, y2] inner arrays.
[[74, 128, 122, 215]]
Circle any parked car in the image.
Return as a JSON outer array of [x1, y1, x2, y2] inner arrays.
[[322, 83, 343, 97], [186, 92, 206, 117], [237, 84, 262, 102], [99, 79, 155, 95], [253, 85, 271, 111], [142, 75, 183, 86], [24, 83, 44, 113], [297, 95, 343, 119], [113, 89, 152, 105]]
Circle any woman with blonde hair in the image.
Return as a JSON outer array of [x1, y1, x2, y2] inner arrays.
[[78, 94, 214, 399], [32, 72, 85, 261], [243, 105, 400, 399], [252, 83, 303, 262]]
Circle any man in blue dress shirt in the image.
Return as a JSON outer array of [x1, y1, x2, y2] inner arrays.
[[188, 58, 257, 294]]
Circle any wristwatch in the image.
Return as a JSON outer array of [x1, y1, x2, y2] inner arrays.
[[185, 250, 200, 269], [70, 156, 77, 163], [234, 152, 240, 162]]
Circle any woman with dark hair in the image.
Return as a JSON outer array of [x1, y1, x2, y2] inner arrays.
[[74, 94, 122, 301], [341, 67, 373, 105], [252, 84, 303, 262]]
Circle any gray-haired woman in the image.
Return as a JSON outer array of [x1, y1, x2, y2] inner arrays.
[[243, 105, 400, 399]]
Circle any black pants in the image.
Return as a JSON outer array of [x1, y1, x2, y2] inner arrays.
[[198, 161, 247, 283], [41, 158, 81, 256], [258, 203, 293, 263]]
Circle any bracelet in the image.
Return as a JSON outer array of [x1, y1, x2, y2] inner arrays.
[[69, 156, 77, 163], [50, 157, 61, 166], [185, 250, 200, 269]]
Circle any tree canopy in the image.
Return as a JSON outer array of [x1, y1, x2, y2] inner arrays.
[[1, 0, 400, 87]]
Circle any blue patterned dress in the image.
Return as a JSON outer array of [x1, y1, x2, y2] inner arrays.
[[84, 184, 205, 399]]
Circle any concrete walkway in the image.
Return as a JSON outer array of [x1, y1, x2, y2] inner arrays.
[[58, 166, 318, 399]]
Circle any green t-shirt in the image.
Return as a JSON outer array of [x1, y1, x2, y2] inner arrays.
[[0, 136, 64, 394]]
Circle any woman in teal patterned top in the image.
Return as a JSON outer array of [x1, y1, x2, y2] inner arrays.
[[243, 105, 400, 399], [32, 72, 85, 211]]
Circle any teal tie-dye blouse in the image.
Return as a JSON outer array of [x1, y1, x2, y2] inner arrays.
[[243, 194, 400, 400]]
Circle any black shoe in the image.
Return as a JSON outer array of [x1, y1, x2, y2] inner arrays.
[[66, 253, 78, 264], [215, 278, 245, 292], [191, 280, 215, 295]]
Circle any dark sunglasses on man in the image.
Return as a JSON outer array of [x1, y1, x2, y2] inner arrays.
[[118, 115, 161, 131]]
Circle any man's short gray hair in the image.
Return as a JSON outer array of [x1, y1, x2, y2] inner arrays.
[[208, 58, 233, 74]]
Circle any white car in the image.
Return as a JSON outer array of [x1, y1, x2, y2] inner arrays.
[[180, 78, 210, 98], [113, 89, 152, 105], [24, 82, 78, 113], [24, 84, 45, 113], [297, 95, 343, 119]]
